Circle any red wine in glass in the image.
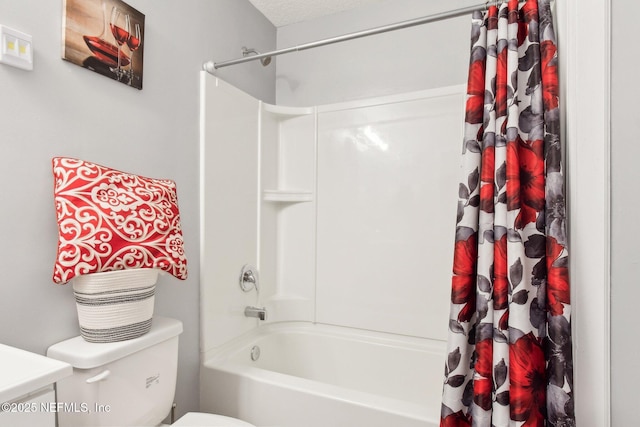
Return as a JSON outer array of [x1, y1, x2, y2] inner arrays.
[[126, 33, 140, 51], [110, 24, 129, 46]]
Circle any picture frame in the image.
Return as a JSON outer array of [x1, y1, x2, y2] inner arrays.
[[62, 0, 145, 89]]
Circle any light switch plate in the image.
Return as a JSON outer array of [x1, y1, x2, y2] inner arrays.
[[0, 25, 33, 70]]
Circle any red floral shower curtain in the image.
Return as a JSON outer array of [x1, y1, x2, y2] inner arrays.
[[440, 0, 574, 426]]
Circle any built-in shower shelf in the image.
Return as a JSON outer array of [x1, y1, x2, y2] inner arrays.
[[262, 103, 314, 117], [263, 189, 313, 203]]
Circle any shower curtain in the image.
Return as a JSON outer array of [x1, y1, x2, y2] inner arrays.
[[440, 0, 574, 426]]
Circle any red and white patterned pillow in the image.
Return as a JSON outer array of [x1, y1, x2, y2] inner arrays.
[[51, 157, 187, 284]]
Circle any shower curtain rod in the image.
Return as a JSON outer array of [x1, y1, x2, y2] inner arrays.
[[203, 0, 529, 72]]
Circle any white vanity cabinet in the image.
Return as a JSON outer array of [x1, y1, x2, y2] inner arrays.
[[0, 343, 72, 427]]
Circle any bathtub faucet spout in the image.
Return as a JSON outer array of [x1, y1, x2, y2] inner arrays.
[[245, 306, 267, 321]]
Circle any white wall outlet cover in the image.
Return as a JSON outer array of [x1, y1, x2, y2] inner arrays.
[[0, 25, 33, 70]]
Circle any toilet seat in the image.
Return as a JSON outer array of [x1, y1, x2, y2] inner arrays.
[[173, 412, 256, 426]]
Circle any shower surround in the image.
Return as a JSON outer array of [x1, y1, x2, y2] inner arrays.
[[199, 73, 465, 425]]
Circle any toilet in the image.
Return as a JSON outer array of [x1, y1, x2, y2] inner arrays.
[[47, 317, 255, 427]]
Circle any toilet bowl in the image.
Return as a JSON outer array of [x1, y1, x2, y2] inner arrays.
[[47, 317, 255, 427]]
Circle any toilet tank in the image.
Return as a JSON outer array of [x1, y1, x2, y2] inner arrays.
[[47, 316, 183, 427]]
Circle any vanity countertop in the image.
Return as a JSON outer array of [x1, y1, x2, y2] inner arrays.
[[0, 343, 72, 403]]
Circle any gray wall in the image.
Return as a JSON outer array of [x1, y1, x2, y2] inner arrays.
[[0, 0, 275, 419], [276, 0, 479, 106], [611, 0, 639, 424]]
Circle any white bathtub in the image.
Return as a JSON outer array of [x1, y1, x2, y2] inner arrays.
[[200, 322, 445, 427]]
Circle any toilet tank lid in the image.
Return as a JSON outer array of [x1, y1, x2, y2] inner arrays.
[[46, 317, 183, 369]]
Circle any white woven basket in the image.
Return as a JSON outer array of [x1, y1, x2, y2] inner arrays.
[[72, 269, 159, 343]]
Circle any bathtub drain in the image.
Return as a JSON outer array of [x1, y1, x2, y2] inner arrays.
[[250, 345, 260, 361]]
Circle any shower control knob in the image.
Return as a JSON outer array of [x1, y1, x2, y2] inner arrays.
[[239, 264, 259, 292]]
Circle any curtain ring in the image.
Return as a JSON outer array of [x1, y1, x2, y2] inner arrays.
[[485, 1, 500, 11]]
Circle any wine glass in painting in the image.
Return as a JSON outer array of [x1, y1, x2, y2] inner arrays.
[[110, 6, 129, 80], [126, 16, 142, 86]]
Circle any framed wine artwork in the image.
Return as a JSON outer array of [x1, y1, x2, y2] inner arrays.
[[62, 0, 145, 89]]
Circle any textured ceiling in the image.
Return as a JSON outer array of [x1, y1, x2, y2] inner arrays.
[[248, 0, 386, 27]]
